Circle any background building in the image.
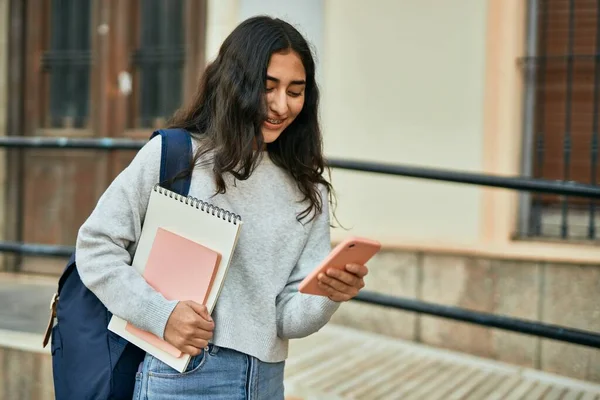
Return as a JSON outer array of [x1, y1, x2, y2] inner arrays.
[[0, 0, 598, 386]]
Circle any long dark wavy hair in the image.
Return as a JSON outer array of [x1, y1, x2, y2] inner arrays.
[[168, 16, 335, 223]]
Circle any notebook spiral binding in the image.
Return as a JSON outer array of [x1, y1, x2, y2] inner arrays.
[[154, 185, 242, 225]]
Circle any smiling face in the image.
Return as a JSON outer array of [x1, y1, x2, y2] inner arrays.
[[261, 50, 307, 143]]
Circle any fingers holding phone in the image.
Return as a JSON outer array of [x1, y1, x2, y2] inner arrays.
[[299, 237, 380, 299], [316, 263, 369, 302]]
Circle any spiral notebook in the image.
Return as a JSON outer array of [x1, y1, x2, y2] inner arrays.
[[108, 185, 243, 372], [123, 227, 221, 359]]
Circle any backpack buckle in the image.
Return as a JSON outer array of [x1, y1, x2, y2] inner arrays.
[[42, 293, 59, 348], [49, 292, 59, 315]]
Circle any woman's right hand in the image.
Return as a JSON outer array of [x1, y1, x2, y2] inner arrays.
[[164, 300, 215, 356]]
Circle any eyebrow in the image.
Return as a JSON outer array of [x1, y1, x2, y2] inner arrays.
[[266, 75, 306, 85]]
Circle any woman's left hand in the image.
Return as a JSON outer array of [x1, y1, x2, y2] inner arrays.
[[316, 263, 369, 302]]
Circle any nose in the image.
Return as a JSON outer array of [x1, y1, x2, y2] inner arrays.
[[268, 90, 288, 116]]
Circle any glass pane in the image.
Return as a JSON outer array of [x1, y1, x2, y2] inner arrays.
[[132, 0, 184, 129], [44, 0, 92, 129]]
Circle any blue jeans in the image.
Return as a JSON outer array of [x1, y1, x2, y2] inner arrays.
[[132, 345, 285, 399]]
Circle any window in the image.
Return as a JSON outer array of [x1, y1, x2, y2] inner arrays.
[[10, 0, 206, 274], [520, 0, 600, 241], [131, 0, 185, 128], [42, 0, 92, 129]]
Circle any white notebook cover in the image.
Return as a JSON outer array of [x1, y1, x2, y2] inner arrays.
[[108, 185, 242, 372]]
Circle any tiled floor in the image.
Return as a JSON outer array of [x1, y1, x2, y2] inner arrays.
[[285, 325, 600, 400], [1, 272, 599, 400]]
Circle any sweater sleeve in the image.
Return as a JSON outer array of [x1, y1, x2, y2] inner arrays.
[[275, 185, 340, 339], [75, 135, 178, 339]]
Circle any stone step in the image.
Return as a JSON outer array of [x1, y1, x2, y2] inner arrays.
[[0, 272, 57, 334]]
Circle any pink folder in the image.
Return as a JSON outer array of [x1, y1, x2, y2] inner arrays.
[[125, 227, 221, 358]]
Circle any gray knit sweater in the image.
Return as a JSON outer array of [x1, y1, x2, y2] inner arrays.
[[75, 135, 339, 363]]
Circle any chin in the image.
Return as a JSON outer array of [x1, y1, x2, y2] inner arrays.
[[261, 130, 284, 144]]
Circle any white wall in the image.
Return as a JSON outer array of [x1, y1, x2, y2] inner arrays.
[[322, 0, 489, 244], [204, 0, 489, 245], [205, 0, 241, 63]]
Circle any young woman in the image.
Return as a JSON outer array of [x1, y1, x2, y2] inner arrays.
[[76, 16, 369, 399]]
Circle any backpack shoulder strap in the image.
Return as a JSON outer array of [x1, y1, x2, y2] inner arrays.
[[59, 129, 191, 293], [150, 128, 193, 196]]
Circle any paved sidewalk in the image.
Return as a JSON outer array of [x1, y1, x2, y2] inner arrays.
[[285, 325, 600, 399], [1, 273, 599, 399]]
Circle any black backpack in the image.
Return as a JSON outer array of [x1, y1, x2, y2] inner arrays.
[[44, 128, 192, 399]]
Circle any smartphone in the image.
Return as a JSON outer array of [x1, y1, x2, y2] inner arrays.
[[298, 236, 381, 296]]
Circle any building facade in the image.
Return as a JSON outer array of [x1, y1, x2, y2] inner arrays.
[[1, 0, 598, 382]]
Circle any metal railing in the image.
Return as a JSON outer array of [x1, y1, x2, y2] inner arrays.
[[1, 136, 600, 350]]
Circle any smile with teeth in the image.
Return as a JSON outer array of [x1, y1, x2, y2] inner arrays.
[[267, 118, 284, 125]]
